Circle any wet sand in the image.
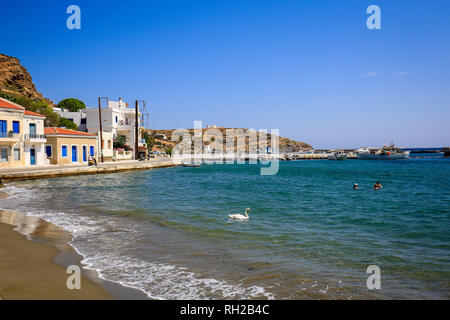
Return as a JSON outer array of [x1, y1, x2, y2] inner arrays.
[[0, 187, 150, 300], [0, 222, 112, 300]]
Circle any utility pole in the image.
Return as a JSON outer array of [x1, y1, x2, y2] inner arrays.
[[135, 100, 139, 160], [98, 97, 108, 163], [135, 100, 146, 160]]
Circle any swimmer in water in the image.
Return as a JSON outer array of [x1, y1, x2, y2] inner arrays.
[[353, 183, 358, 190], [374, 181, 383, 190]]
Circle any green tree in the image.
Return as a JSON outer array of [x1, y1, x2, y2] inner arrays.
[[113, 134, 127, 149], [58, 117, 78, 130], [0, 92, 60, 126], [143, 131, 155, 151], [58, 98, 86, 112]]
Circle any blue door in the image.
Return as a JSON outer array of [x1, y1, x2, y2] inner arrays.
[[30, 148, 36, 165], [45, 145, 52, 158], [83, 146, 87, 162], [72, 146, 77, 162]]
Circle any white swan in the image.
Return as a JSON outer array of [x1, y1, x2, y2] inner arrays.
[[228, 208, 250, 220]]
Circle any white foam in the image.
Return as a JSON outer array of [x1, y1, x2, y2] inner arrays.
[[1, 184, 275, 300]]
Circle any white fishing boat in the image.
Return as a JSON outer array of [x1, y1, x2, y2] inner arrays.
[[357, 144, 410, 160], [328, 151, 348, 161]]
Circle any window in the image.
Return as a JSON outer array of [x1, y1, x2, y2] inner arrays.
[[62, 145, 68, 157], [14, 148, 20, 161], [115, 116, 118, 123], [29, 123, 36, 135], [108, 140, 111, 148], [81, 118, 87, 124], [90, 146, 95, 156], [0, 120, 6, 137], [13, 121, 20, 134], [46, 145, 52, 157], [0, 148, 8, 162]]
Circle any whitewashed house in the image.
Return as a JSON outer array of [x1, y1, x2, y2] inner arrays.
[[53, 107, 87, 131], [23, 110, 47, 166], [86, 98, 146, 160]]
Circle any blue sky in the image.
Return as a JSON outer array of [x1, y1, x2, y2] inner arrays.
[[1, 0, 449, 148]]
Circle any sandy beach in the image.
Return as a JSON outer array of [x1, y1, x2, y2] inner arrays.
[[0, 183, 150, 300], [0, 186, 110, 299], [0, 209, 113, 300]]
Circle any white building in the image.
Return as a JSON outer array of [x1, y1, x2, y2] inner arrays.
[[53, 98, 147, 161], [85, 98, 146, 160], [53, 107, 87, 131], [23, 110, 47, 166]]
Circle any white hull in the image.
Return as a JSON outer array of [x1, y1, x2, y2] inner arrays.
[[328, 155, 347, 161], [357, 152, 409, 160]]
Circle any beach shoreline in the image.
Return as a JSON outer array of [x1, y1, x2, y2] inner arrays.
[[0, 190, 149, 300]]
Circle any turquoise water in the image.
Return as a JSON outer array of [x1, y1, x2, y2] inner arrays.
[[2, 156, 449, 299]]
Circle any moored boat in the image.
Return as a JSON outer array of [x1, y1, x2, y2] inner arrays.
[[328, 151, 348, 161], [357, 144, 410, 160]]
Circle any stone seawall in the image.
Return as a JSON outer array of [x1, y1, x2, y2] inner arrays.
[[0, 160, 179, 182]]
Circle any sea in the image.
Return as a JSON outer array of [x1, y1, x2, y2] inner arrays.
[[1, 153, 449, 299]]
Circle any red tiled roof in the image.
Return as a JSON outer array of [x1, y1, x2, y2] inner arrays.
[[44, 127, 96, 137], [24, 110, 46, 118], [0, 97, 25, 111]]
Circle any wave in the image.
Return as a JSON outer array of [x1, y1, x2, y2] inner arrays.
[[0, 183, 274, 300]]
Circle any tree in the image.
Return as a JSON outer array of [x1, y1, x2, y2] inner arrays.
[[59, 117, 78, 130], [58, 98, 86, 112], [0, 92, 60, 126], [113, 134, 127, 149], [143, 131, 155, 151]]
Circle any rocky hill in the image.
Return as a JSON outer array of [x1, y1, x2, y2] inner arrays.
[[0, 53, 53, 105], [148, 128, 312, 152]]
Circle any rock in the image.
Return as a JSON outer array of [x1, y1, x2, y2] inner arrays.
[[0, 53, 53, 105]]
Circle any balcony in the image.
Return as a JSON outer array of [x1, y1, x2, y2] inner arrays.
[[24, 133, 47, 143], [0, 132, 20, 145]]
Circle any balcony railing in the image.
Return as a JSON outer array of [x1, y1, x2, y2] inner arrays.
[[0, 132, 20, 139], [25, 134, 46, 139]]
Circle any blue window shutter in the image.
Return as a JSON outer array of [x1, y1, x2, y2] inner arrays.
[[62, 146, 67, 157], [13, 121, 20, 133], [0, 120, 6, 134], [46, 146, 52, 157]]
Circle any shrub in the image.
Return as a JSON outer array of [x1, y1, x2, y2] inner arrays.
[[59, 117, 78, 130]]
